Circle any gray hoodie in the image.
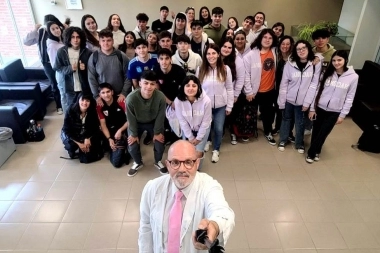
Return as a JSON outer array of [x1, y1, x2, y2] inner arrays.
[[88, 49, 131, 98]]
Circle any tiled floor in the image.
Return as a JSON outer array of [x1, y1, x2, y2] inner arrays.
[[0, 104, 379, 253]]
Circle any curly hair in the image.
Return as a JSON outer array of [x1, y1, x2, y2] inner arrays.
[[290, 40, 315, 63], [63, 26, 87, 48], [250, 28, 277, 50]]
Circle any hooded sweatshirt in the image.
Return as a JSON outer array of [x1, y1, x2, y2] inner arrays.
[[168, 12, 191, 44], [112, 30, 125, 49], [311, 67, 358, 118], [236, 43, 251, 59], [203, 23, 226, 46], [46, 39, 64, 69], [133, 26, 152, 40], [243, 47, 277, 96], [188, 32, 214, 57], [172, 49, 202, 76], [196, 65, 234, 111], [174, 92, 212, 141], [88, 48, 131, 98], [235, 27, 256, 45], [234, 56, 246, 97], [277, 59, 322, 109], [312, 43, 336, 69]]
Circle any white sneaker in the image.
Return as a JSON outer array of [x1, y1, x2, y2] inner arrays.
[[57, 108, 63, 115], [204, 141, 211, 152], [304, 129, 312, 136], [211, 150, 219, 163]]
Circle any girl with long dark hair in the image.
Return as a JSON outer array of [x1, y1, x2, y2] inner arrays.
[[196, 44, 233, 163], [243, 28, 278, 144], [227, 17, 239, 30], [199, 6, 212, 26], [272, 22, 285, 40], [118, 31, 136, 60], [306, 50, 358, 163], [106, 14, 127, 49], [81, 14, 99, 51], [277, 40, 322, 153]]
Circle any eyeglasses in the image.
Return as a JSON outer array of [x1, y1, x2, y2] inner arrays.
[[167, 159, 197, 170], [296, 46, 307, 52]]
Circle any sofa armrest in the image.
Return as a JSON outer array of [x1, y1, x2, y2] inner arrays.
[[0, 106, 26, 144], [25, 67, 48, 80], [0, 59, 28, 82]]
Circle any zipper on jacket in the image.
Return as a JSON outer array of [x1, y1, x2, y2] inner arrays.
[[326, 74, 339, 108], [294, 64, 311, 104]]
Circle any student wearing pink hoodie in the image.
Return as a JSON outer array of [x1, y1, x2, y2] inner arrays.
[[174, 76, 212, 169], [306, 51, 358, 163], [277, 40, 322, 154]]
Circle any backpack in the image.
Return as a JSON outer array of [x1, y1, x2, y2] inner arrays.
[[233, 102, 258, 138], [356, 125, 380, 153], [92, 50, 124, 79]]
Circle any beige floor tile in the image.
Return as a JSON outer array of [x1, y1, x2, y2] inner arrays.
[[305, 223, 347, 249], [262, 181, 293, 200], [235, 181, 265, 200], [327, 165, 358, 182], [323, 200, 363, 222], [366, 222, 380, 245], [228, 199, 243, 222], [117, 222, 139, 249], [280, 164, 310, 181], [116, 250, 138, 253], [304, 165, 336, 182], [73, 181, 106, 200], [0, 182, 26, 200], [313, 181, 348, 200], [283, 250, 317, 253], [224, 221, 249, 249], [0, 223, 28, 250], [295, 200, 334, 222], [102, 181, 132, 200], [81, 166, 111, 181], [56, 166, 86, 181], [336, 223, 379, 249], [287, 181, 320, 200], [275, 222, 315, 249], [50, 223, 91, 250], [203, 164, 235, 181], [83, 250, 115, 253], [16, 181, 54, 200], [219, 180, 239, 200], [107, 169, 135, 182], [49, 250, 83, 253], [232, 164, 260, 181], [351, 165, 380, 182], [29, 165, 63, 181], [1, 201, 42, 223], [93, 200, 127, 222], [123, 199, 140, 222], [339, 182, 376, 200], [128, 180, 149, 200], [351, 200, 380, 222], [251, 250, 284, 253], [62, 200, 99, 223], [32, 201, 70, 222], [256, 164, 284, 181], [17, 223, 60, 250], [366, 182, 380, 199], [0, 201, 12, 220], [240, 200, 270, 222], [84, 222, 122, 249], [266, 200, 303, 222], [44, 181, 80, 200], [316, 250, 351, 253], [244, 222, 282, 249]]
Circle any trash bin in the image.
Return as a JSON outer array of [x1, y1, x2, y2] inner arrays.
[[0, 127, 16, 168]]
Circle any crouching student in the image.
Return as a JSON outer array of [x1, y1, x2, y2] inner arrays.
[[174, 76, 212, 170], [96, 83, 131, 168], [61, 93, 103, 162]]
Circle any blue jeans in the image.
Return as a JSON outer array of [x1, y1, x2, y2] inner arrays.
[[182, 127, 211, 153], [211, 106, 226, 151], [279, 102, 305, 148]]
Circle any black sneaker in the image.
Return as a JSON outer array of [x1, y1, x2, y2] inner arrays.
[[154, 161, 168, 174], [278, 142, 286, 151], [128, 162, 143, 177], [306, 156, 314, 164], [297, 146, 305, 154], [264, 134, 276, 146], [271, 129, 279, 136], [143, 134, 152, 145], [314, 154, 320, 161], [288, 136, 295, 143], [242, 137, 249, 142]]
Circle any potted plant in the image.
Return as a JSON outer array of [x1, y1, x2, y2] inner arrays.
[[297, 20, 338, 41]]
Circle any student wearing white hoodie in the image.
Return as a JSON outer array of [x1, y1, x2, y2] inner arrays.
[[172, 35, 202, 76], [168, 12, 191, 45], [189, 20, 214, 57], [234, 30, 251, 59], [106, 14, 127, 49], [133, 13, 152, 40], [251, 12, 267, 43], [234, 16, 256, 45], [306, 51, 358, 163]]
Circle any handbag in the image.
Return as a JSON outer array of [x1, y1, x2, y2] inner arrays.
[[166, 106, 182, 137]]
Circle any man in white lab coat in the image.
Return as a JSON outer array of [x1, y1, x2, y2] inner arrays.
[[138, 140, 235, 253]]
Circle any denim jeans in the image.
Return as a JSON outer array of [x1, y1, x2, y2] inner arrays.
[[182, 127, 211, 153], [127, 122, 165, 164], [57, 85, 68, 113], [42, 62, 62, 109], [211, 106, 226, 151], [307, 107, 339, 158], [304, 111, 313, 131], [279, 102, 305, 148]]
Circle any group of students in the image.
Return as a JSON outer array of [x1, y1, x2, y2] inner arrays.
[[23, 5, 358, 176]]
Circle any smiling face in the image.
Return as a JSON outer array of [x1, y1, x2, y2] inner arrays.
[[228, 18, 237, 29], [226, 29, 234, 39], [221, 41, 233, 57], [135, 44, 148, 58], [273, 25, 283, 38], [166, 140, 199, 189], [111, 15, 120, 28], [85, 17, 97, 33], [206, 47, 219, 66], [254, 13, 264, 27], [242, 18, 253, 31], [332, 55, 345, 72], [125, 34, 135, 46], [184, 80, 198, 98], [234, 33, 246, 50], [147, 33, 157, 45], [50, 24, 61, 38], [158, 54, 171, 70], [79, 97, 90, 111], [99, 36, 114, 52], [296, 43, 308, 60], [314, 37, 329, 49], [261, 32, 273, 49], [211, 14, 223, 27], [99, 87, 114, 103], [201, 8, 209, 19], [176, 18, 186, 30], [186, 9, 195, 22], [139, 78, 156, 98], [280, 38, 292, 54]]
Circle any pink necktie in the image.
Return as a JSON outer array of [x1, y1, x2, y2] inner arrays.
[[167, 191, 184, 253]]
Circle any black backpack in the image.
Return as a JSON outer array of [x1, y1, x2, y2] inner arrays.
[[356, 125, 380, 153]]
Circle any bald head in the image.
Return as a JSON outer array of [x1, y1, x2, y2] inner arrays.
[[168, 140, 197, 160]]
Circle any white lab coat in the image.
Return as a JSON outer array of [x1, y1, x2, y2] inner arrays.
[[138, 172, 235, 253]]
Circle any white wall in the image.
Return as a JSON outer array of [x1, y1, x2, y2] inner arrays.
[[338, 0, 364, 33], [349, 0, 380, 68]]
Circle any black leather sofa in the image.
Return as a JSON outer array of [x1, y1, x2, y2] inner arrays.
[[352, 61, 380, 131], [0, 85, 42, 144]]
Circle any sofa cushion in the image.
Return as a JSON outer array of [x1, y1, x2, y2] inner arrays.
[[0, 99, 35, 115], [0, 59, 28, 82]]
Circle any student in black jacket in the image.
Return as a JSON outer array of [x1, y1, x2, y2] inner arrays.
[[61, 93, 103, 160]]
